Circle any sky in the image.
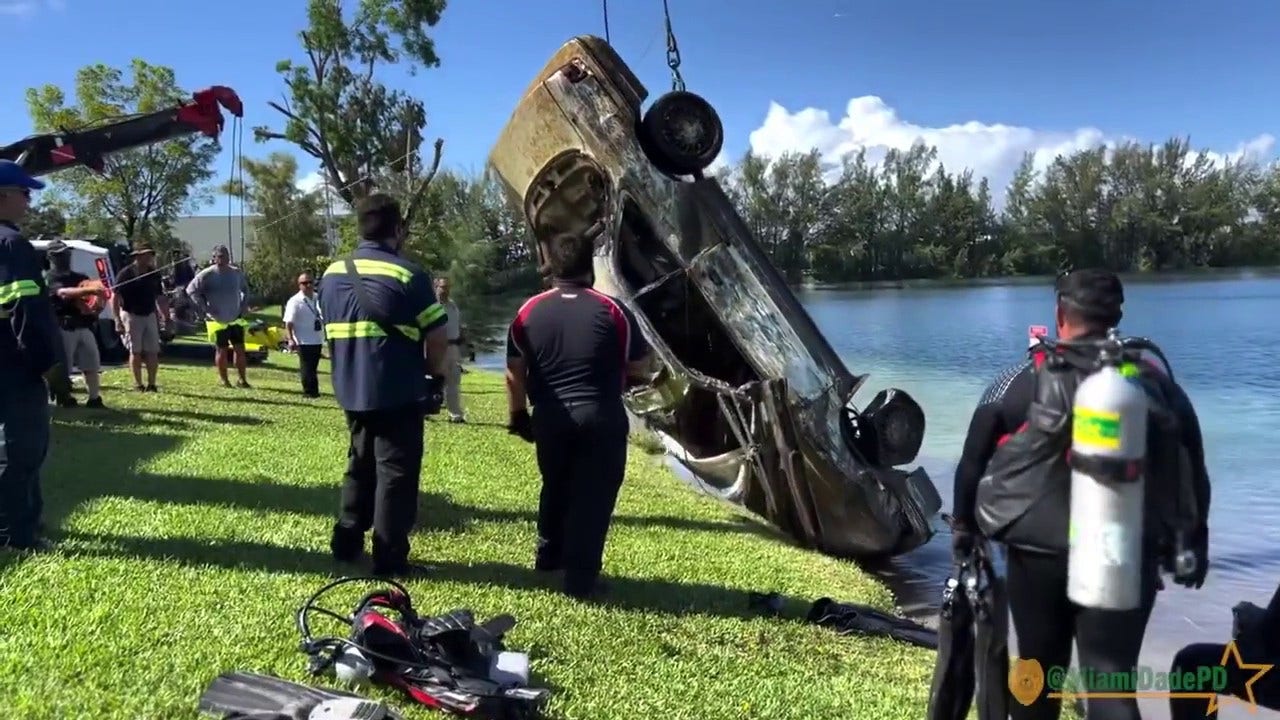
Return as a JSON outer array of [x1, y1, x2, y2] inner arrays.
[[2, 0, 1278, 216]]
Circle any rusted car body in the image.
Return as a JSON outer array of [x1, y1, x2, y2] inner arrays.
[[487, 35, 942, 558]]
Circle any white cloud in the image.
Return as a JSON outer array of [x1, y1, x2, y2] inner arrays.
[[296, 171, 325, 194], [744, 96, 1277, 204]]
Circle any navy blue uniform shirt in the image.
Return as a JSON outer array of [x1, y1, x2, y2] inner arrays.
[[0, 221, 63, 380], [506, 280, 649, 407], [318, 240, 447, 412]]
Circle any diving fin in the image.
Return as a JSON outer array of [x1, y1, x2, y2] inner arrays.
[[198, 671, 404, 720]]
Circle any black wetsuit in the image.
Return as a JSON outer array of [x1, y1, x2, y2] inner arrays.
[[1169, 584, 1280, 719], [954, 350, 1211, 720]]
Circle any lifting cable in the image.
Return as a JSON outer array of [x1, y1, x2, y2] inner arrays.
[[225, 116, 247, 263], [661, 0, 686, 92], [601, 0, 611, 45]]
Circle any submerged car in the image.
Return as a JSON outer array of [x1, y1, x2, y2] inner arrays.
[[487, 35, 942, 558]]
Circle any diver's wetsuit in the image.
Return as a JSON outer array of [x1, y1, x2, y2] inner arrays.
[[1169, 583, 1280, 719], [954, 353, 1212, 720]]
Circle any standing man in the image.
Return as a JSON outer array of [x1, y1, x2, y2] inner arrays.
[[187, 244, 252, 389], [284, 271, 325, 398], [953, 270, 1211, 720], [435, 275, 466, 423], [505, 231, 652, 601], [46, 241, 107, 408], [0, 159, 63, 552], [319, 194, 449, 578], [111, 245, 169, 392]]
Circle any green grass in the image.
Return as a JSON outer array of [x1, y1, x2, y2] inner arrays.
[[0, 354, 936, 719]]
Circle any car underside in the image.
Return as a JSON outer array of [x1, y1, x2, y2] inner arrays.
[[488, 35, 942, 558]]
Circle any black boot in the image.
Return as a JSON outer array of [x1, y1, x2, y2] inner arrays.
[[329, 524, 364, 563]]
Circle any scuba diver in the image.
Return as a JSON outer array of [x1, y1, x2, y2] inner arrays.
[[1169, 582, 1280, 719], [951, 269, 1212, 720]]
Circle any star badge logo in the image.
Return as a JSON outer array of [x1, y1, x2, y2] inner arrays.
[[1205, 640, 1274, 715]]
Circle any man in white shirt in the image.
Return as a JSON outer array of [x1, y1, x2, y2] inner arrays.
[[435, 276, 465, 423], [284, 272, 325, 398]]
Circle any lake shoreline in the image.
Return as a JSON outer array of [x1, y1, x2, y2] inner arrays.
[[803, 265, 1280, 292]]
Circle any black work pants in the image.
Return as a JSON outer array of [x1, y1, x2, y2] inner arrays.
[[532, 400, 629, 597], [1169, 643, 1280, 719], [0, 378, 50, 548], [297, 344, 322, 397], [331, 403, 424, 574], [1006, 547, 1159, 720]]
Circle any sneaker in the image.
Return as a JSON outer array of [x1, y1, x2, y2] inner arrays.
[[564, 579, 611, 602], [85, 397, 105, 409], [448, 416, 466, 424], [236, 380, 251, 389], [55, 395, 78, 408], [144, 384, 158, 393], [134, 384, 147, 392]]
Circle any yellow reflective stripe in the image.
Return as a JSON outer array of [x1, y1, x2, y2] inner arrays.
[[416, 302, 445, 328], [0, 279, 41, 304], [323, 259, 413, 284], [325, 321, 420, 342]]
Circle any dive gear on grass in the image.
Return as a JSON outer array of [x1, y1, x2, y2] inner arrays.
[[747, 591, 938, 649], [198, 671, 404, 720], [297, 576, 549, 719], [926, 532, 1009, 720]]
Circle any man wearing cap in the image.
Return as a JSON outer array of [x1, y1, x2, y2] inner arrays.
[[46, 241, 107, 408], [0, 159, 65, 552], [951, 269, 1212, 720], [186, 244, 251, 389], [111, 244, 169, 392]]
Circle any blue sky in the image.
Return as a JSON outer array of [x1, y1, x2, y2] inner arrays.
[[3, 0, 1277, 215]]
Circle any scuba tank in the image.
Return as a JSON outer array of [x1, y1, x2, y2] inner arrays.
[[1066, 328, 1150, 611]]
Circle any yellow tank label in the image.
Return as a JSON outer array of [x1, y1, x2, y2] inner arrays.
[[1073, 407, 1122, 450]]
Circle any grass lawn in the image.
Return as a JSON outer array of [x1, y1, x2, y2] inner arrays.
[[0, 352, 937, 719]]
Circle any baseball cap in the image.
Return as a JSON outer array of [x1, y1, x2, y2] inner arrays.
[[1055, 268, 1125, 322], [46, 240, 70, 256], [0, 160, 45, 191]]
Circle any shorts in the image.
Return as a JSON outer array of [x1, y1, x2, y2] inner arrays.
[[121, 312, 161, 355], [212, 323, 246, 348], [61, 326, 101, 372]]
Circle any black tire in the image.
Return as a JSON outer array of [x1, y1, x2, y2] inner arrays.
[[641, 91, 725, 176]]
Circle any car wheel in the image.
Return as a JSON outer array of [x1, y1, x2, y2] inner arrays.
[[641, 91, 725, 176]]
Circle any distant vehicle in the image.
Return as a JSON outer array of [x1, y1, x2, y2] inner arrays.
[[31, 238, 129, 364], [488, 35, 941, 558]]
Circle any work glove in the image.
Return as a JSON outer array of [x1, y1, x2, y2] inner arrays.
[[422, 375, 444, 416], [507, 408, 535, 443], [944, 513, 977, 559]]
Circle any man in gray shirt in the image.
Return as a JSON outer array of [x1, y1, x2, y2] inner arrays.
[[186, 245, 252, 388]]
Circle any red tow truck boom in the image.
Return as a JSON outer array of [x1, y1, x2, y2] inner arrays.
[[0, 85, 243, 177]]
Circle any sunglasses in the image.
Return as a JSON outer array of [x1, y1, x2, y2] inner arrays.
[[299, 281, 313, 286]]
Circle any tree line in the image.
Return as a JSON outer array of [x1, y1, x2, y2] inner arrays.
[[18, 0, 1280, 326], [715, 141, 1280, 283]]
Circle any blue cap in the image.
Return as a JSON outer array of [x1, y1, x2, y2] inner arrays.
[[0, 159, 45, 191]]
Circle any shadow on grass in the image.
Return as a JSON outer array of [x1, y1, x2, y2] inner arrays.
[[161, 390, 327, 411], [57, 530, 762, 620]]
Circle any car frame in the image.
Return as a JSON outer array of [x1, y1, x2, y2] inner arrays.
[[487, 35, 941, 558]]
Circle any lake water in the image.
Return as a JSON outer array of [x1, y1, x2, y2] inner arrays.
[[480, 274, 1280, 718], [803, 275, 1280, 719]]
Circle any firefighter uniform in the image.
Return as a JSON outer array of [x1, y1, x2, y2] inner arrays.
[[318, 240, 447, 576], [0, 218, 64, 551]]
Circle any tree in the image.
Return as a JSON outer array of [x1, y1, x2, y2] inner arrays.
[[23, 203, 66, 239], [25, 59, 221, 252], [224, 152, 332, 304], [711, 134, 1279, 283], [254, 0, 447, 226]]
